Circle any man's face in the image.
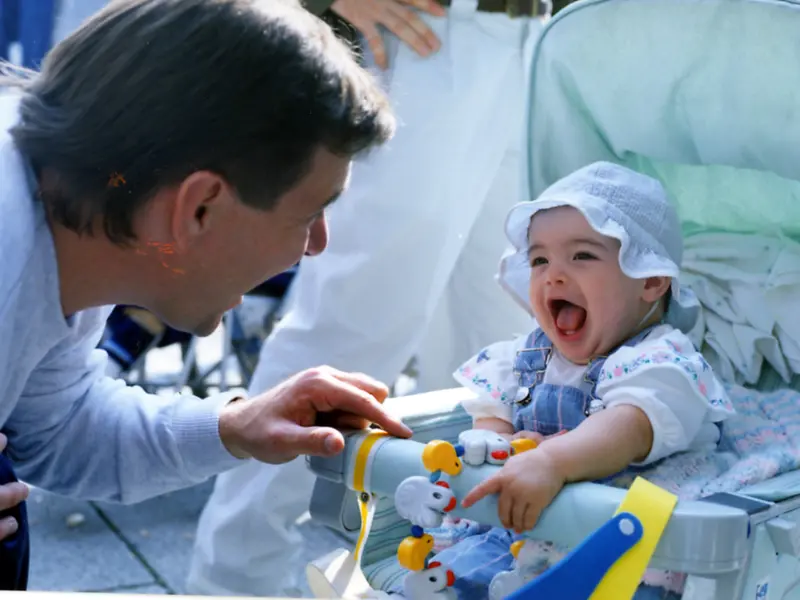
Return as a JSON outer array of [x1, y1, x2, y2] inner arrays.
[[146, 147, 349, 336]]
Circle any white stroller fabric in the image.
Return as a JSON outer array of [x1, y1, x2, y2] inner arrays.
[[682, 233, 800, 386]]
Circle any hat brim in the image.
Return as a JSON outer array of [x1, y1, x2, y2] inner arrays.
[[498, 199, 700, 334]]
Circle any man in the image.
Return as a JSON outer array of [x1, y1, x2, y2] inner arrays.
[[188, 0, 547, 595], [0, 0, 407, 589]]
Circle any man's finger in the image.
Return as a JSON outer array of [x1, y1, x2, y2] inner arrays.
[[279, 423, 345, 458], [382, 4, 440, 56], [0, 482, 29, 512], [361, 23, 388, 70], [461, 476, 501, 508], [0, 517, 18, 541], [329, 369, 390, 404], [308, 375, 412, 438], [400, 0, 447, 17], [318, 412, 372, 431]]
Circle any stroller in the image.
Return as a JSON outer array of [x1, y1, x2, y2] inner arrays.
[[305, 0, 800, 598]]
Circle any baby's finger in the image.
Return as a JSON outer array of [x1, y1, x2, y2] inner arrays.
[[498, 491, 514, 530], [0, 433, 7, 452], [523, 505, 542, 533], [512, 499, 529, 534], [461, 476, 501, 509]]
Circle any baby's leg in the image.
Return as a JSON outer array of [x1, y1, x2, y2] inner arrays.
[[388, 528, 515, 600]]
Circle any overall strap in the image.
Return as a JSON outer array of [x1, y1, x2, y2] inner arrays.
[[513, 329, 553, 389]]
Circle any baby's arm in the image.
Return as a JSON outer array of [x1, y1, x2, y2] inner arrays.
[[537, 404, 653, 483], [473, 417, 515, 438], [461, 405, 653, 533]]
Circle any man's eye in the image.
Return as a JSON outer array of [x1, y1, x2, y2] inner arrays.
[[531, 256, 547, 267], [573, 252, 597, 261]]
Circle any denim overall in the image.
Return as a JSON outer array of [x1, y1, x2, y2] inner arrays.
[[511, 326, 655, 437], [0, 452, 29, 590], [395, 326, 680, 600]]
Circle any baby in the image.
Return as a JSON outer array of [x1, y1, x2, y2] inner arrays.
[[398, 162, 735, 600]]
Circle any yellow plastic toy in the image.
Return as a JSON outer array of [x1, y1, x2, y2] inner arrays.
[[421, 440, 463, 476], [398, 533, 435, 571]]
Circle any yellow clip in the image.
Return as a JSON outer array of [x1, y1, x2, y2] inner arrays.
[[510, 438, 537, 455], [421, 440, 462, 476], [510, 540, 526, 560], [589, 477, 678, 600], [397, 534, 434, 571]]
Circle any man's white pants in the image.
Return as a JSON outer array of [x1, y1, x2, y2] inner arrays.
[[187, 3, 542, 595]]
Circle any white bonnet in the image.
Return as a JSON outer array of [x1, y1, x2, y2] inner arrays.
[[497, 161, 699, 333]]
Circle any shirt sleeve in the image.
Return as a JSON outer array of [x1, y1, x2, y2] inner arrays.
[[596, 326, 735, 465], [6, 308, 244, 504], [452, 336, 530, 424]]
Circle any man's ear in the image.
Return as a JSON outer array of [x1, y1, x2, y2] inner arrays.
[[642, 276, 672, 303], [170, 171, 230, 249]]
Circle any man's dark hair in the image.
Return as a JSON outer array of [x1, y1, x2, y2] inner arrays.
[[3, 0, 394, 244]]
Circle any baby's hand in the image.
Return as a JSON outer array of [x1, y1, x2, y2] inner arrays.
[[461, 450, 566, 533]]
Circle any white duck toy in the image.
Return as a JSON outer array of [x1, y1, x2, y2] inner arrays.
[[402, 562, 457, 600], [457, 429, 513, 466], [395, 476, 457, 529]]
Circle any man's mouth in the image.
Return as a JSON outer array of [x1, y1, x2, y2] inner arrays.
[[548, 298, 587, 338]]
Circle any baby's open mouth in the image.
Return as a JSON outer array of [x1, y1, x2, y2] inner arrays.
[[548, 298, 587, 337]]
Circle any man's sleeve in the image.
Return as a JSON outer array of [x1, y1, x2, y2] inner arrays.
[[5, 309, 244, 504]]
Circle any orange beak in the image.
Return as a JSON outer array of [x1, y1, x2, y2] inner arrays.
[[491, 450, 509, 461], [446, 570, 456, 587]]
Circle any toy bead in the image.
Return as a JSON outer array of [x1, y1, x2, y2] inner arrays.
[[421, 440, 463, 476], [454, 444, 465, 457], [398, 533, 435, 571], [510, 438, 537, 455], [411, 524, 425, 538], [510, 540, 526, 559], [429, 470, 442, 483]]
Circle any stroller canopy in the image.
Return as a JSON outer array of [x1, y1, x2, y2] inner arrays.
[[526, 0, 800, 239]]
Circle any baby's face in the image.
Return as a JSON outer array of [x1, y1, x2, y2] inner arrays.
[[527, 206, 662, 363]]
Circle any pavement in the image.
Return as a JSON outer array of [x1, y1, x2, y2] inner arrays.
[[26, 327, 348, 596]]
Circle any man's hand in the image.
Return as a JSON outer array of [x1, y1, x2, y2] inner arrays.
[[461, 449, 566, 534], [330, 0, 445, 69], [0, 434, 29, 542], [218, 366, 412, 464]]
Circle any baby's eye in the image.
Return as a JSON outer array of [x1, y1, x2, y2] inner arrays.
[[530, 256, 548, 267], [573, 252, 597, 261]]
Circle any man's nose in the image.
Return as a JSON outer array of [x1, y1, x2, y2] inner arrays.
[[304, 214, 328, 257]]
